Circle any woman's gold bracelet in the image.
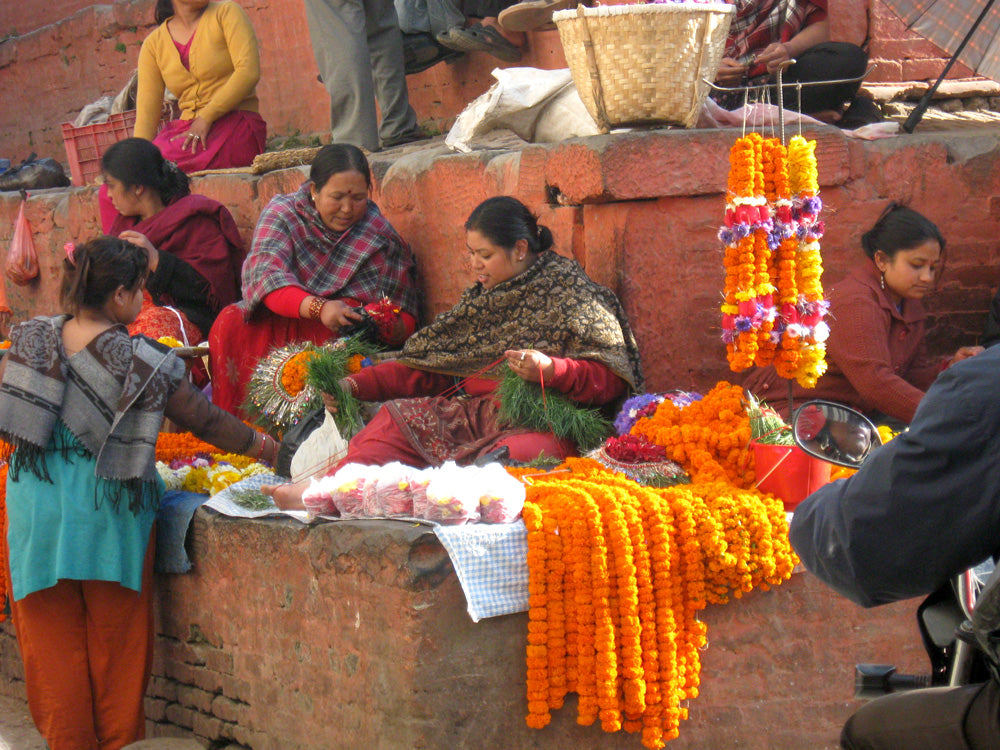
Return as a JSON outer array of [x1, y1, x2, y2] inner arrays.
[[307, 296, 326, 321]]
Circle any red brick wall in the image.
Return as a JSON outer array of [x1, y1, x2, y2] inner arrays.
[[0, 0, 563, 169], [867, 0, 976, 83], [0, 0, 93, 36], [0, 512, 925, 749]]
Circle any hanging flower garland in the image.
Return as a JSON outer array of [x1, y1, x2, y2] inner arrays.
[[522, 458, 797, 748], [787, 135, 830, 387], [721, 133, 830, 384], [720, 133, 772, 371]]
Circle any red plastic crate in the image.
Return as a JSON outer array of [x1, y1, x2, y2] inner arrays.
[[61, 110, 137, 187]]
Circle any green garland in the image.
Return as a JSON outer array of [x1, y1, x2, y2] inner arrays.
[[305, 336, 379, 437], [496, 367, 611, 452]]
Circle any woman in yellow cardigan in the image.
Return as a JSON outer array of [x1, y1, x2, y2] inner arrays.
[[135, 0, 266, 172]]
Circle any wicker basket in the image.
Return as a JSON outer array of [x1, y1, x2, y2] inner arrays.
[[553, 2, 734, 130]]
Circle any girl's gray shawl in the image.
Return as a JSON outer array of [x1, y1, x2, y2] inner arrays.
[[0, 316, 186, 512]]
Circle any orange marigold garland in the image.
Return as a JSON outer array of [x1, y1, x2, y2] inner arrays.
[[155, 431, 217, 464], [522, 458, 797, 748], [720, 133, 771, 371], [631, 382, 754, 487], [723, 133, 829, 384]]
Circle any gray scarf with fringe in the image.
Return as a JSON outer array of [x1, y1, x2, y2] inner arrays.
[[0, 316, 186, 513]]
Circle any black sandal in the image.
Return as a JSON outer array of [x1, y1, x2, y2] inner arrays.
[[435, 23, 521, 62]]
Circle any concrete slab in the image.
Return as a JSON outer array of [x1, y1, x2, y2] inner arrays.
[[0, 693, 44, 750]]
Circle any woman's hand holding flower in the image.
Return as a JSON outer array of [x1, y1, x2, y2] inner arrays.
[[319, 299, 364, 333], [505, 349, 555, 383]]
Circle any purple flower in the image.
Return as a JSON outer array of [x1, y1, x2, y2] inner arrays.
[[718, 227, 735, 244], [735, 316, 754, 333], [613, 393, 664, 435]]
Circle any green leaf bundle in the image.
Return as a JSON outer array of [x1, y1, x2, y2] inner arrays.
[[306, 335, 379, 437], [496, 367, 612, 452]]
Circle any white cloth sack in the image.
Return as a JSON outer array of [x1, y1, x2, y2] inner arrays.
[[290, 410, 349, 483], [446, 67, 600, 153]]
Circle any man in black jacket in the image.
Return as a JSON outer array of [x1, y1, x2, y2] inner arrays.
[[789, 343, 1000, 749]]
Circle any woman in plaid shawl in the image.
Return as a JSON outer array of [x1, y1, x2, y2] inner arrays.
[[208, 144, 420, 416], [713, 0, 875, 126]]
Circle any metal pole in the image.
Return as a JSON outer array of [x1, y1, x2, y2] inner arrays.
[[903, 0, 999, 133]]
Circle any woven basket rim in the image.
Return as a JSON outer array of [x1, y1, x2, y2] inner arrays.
[[553, 2, 734, 21]]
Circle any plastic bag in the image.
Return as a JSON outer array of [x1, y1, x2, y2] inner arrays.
[[301, 475, 337, 518], [416, 462, 481, 525], [290, 409, 348, 483], [475, 463, 526, 524], [329, 463, 373, 519], [363, 462, 416, 518], [6, 199, 39, 286]]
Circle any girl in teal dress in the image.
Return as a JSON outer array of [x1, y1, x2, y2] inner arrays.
[[0, 237, 278, 750]]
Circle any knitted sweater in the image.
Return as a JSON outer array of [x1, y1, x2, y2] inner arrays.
[[135, 0, 260, 139]]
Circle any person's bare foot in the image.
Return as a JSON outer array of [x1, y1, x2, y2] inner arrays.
[[261, 480, 308, 510], [811, 109, 843, 124]]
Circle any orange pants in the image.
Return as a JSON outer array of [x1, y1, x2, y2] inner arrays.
[[7, 536, 155, 750]]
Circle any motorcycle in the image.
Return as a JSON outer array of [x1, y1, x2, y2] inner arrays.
[[790, 400, 996, 698]]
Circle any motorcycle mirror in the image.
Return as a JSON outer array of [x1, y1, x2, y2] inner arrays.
[[791, 400, 882, 469]]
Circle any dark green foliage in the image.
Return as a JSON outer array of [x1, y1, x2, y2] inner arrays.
[[306, 336, 379, 436], [496, 367, 611, 452]]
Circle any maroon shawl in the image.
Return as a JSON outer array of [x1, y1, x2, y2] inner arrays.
[[109, 194, 246, 310]]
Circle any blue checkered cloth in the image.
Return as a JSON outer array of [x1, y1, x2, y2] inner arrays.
[[433, 521, 529, 622]]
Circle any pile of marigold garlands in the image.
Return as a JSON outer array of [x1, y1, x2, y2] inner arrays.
[[520, 383, 798, 748], [720, 132, 829, 387], [154, 431, 272, 495]]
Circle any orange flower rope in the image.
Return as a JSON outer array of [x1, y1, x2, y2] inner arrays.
[[155, 431, 217, 463], [523, 458, 797, 748], [632, 382, 754, 487]]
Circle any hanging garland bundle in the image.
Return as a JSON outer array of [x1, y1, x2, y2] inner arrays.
[[243, 341, 322, 435], [496, 367, 612, 452], [720, 133, 772, 371], [721, 133, 830, 384], [522, 458, 797, 748], [787, 135, 830, 387]]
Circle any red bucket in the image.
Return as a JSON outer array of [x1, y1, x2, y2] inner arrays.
[[751, 440, 832, 512]]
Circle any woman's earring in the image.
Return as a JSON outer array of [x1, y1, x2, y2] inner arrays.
[[880, 273, 886, 290]]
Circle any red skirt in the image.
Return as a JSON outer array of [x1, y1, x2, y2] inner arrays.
[[152, 110, 266, 173], [209, 304, 337, 418]]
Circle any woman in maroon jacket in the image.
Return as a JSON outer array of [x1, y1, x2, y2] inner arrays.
[[746, 204, 980, 425]]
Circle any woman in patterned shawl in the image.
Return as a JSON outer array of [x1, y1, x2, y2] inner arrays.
[[267, 196, 643, 510], [208, 143, 420, 416]]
